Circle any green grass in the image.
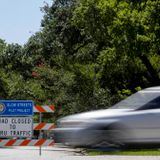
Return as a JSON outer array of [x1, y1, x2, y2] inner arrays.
[[87, 149, 160, 156]]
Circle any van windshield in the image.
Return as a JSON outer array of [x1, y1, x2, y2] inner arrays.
[[111, 90, 160, 110]]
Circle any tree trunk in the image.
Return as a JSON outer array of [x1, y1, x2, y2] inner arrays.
[[139, 55, 160, 85]]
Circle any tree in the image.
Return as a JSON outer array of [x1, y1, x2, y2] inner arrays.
[[73, 0, 160, 91], [0, 0, 159, 119]]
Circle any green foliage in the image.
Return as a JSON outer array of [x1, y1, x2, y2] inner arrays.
[[118, 89, 132, 99], [0, 0, 160, 119]]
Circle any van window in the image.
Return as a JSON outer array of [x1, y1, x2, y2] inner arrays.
[[138, 96, 160, 110], [111, 90, 160, 110]]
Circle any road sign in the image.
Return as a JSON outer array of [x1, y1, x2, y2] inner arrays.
[[0, 117, 33, 138], [0, 100, 33, 116]]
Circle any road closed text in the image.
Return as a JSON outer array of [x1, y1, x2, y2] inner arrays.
[[0, 117, 33, 138]]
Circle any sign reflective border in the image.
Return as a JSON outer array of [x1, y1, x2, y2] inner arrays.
[[0, 100, 33, 116], [0, 117, 33, 138]]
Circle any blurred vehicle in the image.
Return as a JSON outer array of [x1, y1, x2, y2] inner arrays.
[[54, 86, 160, 148]]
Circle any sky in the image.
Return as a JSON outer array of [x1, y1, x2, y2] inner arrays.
[[0, 0, 52, 45]]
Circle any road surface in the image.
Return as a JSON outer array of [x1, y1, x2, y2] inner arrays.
[[0, 146, 160, 160]]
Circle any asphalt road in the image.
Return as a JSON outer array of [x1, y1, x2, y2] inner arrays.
[[0, 146, 160, 160]]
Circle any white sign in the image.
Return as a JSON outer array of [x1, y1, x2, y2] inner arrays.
[[0, 117, 33, 138]]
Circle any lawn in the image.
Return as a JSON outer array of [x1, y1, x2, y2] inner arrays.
[[87, 149, 160, 156]]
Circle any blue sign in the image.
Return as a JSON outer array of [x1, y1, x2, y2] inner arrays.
[[0, 100, 33, 116]]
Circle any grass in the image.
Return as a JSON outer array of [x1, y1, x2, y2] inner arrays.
[[87, 149, 160, 156]]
